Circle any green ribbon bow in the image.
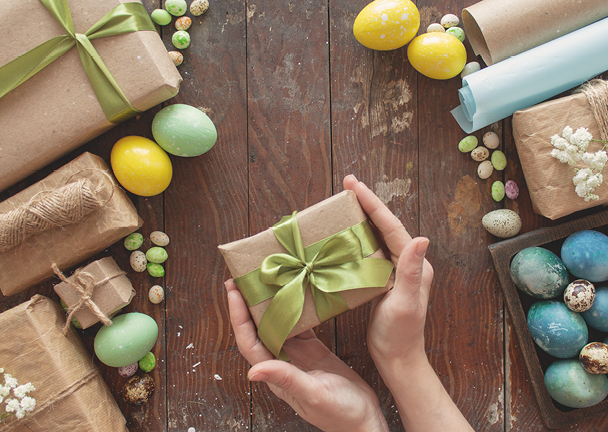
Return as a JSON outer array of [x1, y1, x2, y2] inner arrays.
[[235, 212, 394, 360], [0, 0, 156, 123]]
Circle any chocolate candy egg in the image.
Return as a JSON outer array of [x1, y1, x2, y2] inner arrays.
[[545, 359, 608, 408], [152, 104, 218, 157], [122, 374, 155, 406], [407, 32, 466, 80], [580, 342, 608, 374], [482, 209, 521, 238], [510, 247, 569, 298], [130, 251, 147, 272], [150, 231, 170, 247], [94, 313, 158, 367], [564, 280, 596, 313]]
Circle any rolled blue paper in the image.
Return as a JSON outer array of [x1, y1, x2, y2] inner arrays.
[[452, 17, 608, 133]]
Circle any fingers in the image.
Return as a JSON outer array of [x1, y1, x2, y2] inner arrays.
[[249, 359, 316, 400], [392, 237, 430, 304], [225, 279, 274, 365]]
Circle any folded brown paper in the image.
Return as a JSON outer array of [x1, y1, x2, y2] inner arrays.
[[218, 190, 394, 340], [0, 152, 142, 296], [0, 0, 182, 192], [0, 295, 128, 432], [513, 90, 608, 220], [54, 257, 135, 330]]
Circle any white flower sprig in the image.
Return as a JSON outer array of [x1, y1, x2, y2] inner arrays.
[[0, 368, 36, 422], [550, 126, 608, 201]]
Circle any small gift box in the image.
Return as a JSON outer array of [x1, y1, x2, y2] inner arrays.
[[0, 152, 142, 296], [0, 0, 182, 192], [53, 257, 135, 330], [513, 79, 608, 220], [218, 190, 394, 359], [0, 295, 128, 431]]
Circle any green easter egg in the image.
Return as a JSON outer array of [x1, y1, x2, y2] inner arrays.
[[458, 135, 478, 153], [446, 27, 465, 42], [491, 150, 507, 170], [124, 232, 144, 251], [139, 352, 156, 372], [491, 181, 505, 202], [151, 9, 172, 25], [146, 247, 168, 264], [147, 262, 165, 278], [172, 30, 191, 49], [165, 0, 187, 16]]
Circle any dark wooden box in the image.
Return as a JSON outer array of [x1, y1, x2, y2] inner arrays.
[[489, 210, 608, 429]]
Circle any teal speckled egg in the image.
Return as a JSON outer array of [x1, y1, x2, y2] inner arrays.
[[94, 313, 158, 367], [510, 247, 569, 299], [545, 359, 608, 408], [561, 230, 608, 282]]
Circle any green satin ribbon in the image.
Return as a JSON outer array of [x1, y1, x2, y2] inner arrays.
[[0, 0, 155, 123], [235, 212, 394, 360]]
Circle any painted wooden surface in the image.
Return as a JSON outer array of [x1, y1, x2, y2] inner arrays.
[[2, 0, 608, 431]]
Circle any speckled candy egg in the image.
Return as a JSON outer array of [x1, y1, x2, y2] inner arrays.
[[190, 0, 210, 16], [561, 230, 608, 282], [168, 51, 183, 67], [124, 232, 144, 251], [139, 352, 156, 373], [150, 231, 170, 246], [470, 146, 489, 162], [440, 13, 459, 28], [545, 359, 608, 408], [491, 150, 507, 170], [172, 30, 191, 49], [147, 263, 165, 278], [580, 342, 608, 374], [582, 287, 608, 332], [94, 313, 158, 367], [528, 300, 588, 358], [477, 160, 493, 179], [458, 135, 477, 153], [146, 247, 168, 264], [482, 209, 521, 238], [353, 0, 420, 51], [149, 285, 165, 304], [427, 23, 445, 33], [151, 9, 172, 26], [564, 280, 596, 312], [152, 104, 218, 157], [165, 0, 187, 16], [461, 62, 480, 78], [446, 26, 465, 42], [505, 180, 519, 200], [122, 374, 155, 406], [407, 32, 466, 80], [510, 247, 569, 298], [491, 181, 505, 202], [130, 250, 147, 272], [118, 362, 138, 378], [175, 16, 192, 31], [483, 131, 500, 149]]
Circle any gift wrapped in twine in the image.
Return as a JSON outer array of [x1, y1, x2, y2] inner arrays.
[[580, 79, 608, 141]]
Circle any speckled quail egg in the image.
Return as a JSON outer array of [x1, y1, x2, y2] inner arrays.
[[481, 209, 522, 238], [564, 279, 596, 313], [580, 342, 608, 374], [130, 250, 147, 272], [471, 146, 489, 162]]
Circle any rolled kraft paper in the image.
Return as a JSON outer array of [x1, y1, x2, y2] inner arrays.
[[463, 0, 608, 66], [451, 17, 608, 134], [0, 179, 102, 252]]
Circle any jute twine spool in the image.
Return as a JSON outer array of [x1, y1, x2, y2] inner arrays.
[[0, 178, 102, 253], [581, 79, 608, 142]]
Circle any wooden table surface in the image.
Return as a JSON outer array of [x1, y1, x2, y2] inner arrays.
[[2, 0, 608, 431]]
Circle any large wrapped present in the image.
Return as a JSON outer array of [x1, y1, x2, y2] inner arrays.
[[219, 190, 394, 359], [513, 79, 608, 220], [0, 0, 182, 192], [0, 152, 141, 296], [0, 295, 128, 431]]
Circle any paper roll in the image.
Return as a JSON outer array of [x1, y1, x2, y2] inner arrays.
[[451, 17, 608, 134], [463, 0, 608, 66]]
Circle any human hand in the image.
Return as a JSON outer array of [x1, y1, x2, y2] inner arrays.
[[225, 279, 389, 432], [343, 175, 434, 373]]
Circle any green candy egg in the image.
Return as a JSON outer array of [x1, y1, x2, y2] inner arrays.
[[147, 262, 165, 278], [146, 247, 168, 264], [151, 9, 172, 25], [491, 181, 505, 202], [152, 104, 218, 157], [491, 150, 507, 170], [458, 135, 478, 153], [446, 27, 465, 42], [172, 30, 191, 49], [165, 0, 187, 16], [94, 313, 158, 367], [545, 359, 608, 408], [124, 232, 144, 251], [139, 352, 156, 372]]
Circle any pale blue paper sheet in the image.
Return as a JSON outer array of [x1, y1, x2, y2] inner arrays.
[[452, 17, 608, 133]]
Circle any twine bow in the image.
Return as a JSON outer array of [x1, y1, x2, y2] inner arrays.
[[580, 79, 608, 142], [236, 212, 394, 360], [0, 0, 155, 123], [52, 263, 124, 334]]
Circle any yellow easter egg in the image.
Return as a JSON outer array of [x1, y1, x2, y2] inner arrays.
[[353, 0, 420, 51], [111, 136, 173, 196], [407, 32, 467, 80]]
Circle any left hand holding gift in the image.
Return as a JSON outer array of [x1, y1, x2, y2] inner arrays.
[[225, 279, 389, 432]]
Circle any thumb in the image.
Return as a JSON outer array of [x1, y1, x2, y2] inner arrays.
[[393, 237, 429, 302], [249, 360, 315, 399]]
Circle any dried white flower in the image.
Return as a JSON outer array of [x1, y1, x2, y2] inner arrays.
[[13, 383, 35, 399], [20, 397, 36, 412], [587, 174, 603, 189], [562, 126, 573, 141], [3, 375, 17, 389], [4, 399, 19, 413], [1, 370, 36, 423]]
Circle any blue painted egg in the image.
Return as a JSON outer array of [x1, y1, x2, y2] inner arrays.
[[510, 247, 569, 299], [561, 230, 608, 282], [527, 301, 588, 358], [545, 359, 608, 408], [582, 286, 608, 332]]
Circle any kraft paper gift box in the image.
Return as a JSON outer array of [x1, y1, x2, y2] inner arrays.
[[0, 295, 129, 431], [219, 190, 395, 359], [0, 152, 142, 296], [0, 0, 182, 192], [53, 257, 135, 329]]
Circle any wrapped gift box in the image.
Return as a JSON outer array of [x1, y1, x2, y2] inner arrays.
[[219, 190, 394, 358], [0, 295, 128, 431], [0, 152, 141, 296], [0, 0, 182, 192], [54, 257, 135, 329]]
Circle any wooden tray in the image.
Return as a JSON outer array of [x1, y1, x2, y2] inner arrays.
[[489, 209, 608, 429]]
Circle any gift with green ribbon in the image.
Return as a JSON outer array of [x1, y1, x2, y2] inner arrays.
[[219, 191, 395, 360], [0, 0, 181, 192]]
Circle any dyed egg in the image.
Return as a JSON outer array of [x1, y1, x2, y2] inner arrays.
[[446, 27, 465, 42], [149, 285, 165, 304], [491, 150, 507, 170], [124, 232, 144, 251], [510, 247, 569, 298], [147, 263, 165, 278], [483, 131, 500, 149], [172, 30, 191, 49], [165, 0, 187, 16], [111, 136, 172, 197], [564, 280, 596, 313], [191, 0, 210, 16], [152, 104, 218, 157], [545, 359, 608, 408], [175, 16, 192, 31], [470, 146, 489, 162], [458, 135, 478, 153], [580, 342, 608, 374], [146, 247, 168, 264], [427, 23, 445, 33], [491, 181, 505, 202], [94, 313, 158, 367], [168, 51, 183, 67], [130, 250, 147, 272], [482, 209, 521, 238], [461, 62, 480, 78], [477, 160, 493, 179], [527, 300, 588, 358], [505, 180, 519, 199], [151, 9, 172, 26], [582, 287, 608, 332], [440, 13, 459, 28], [561, 230, 608, 282], [407, 32, 466, 80], [118, 362, 138, 378], [353, 0, 420, 51], [139, 352, 156, 372], [122, 374, 155, 406], [150, 231, 170, 246]]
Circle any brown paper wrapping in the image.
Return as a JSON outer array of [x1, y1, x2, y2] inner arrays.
[[218, 190, 394, 339], [53, 257, 135, 329], [463, 0, 608, 66], [0, 0, 182, 192], [0, 295, 128, 432], [512, 93, 608, 220], [0, 152, 142, 296]]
